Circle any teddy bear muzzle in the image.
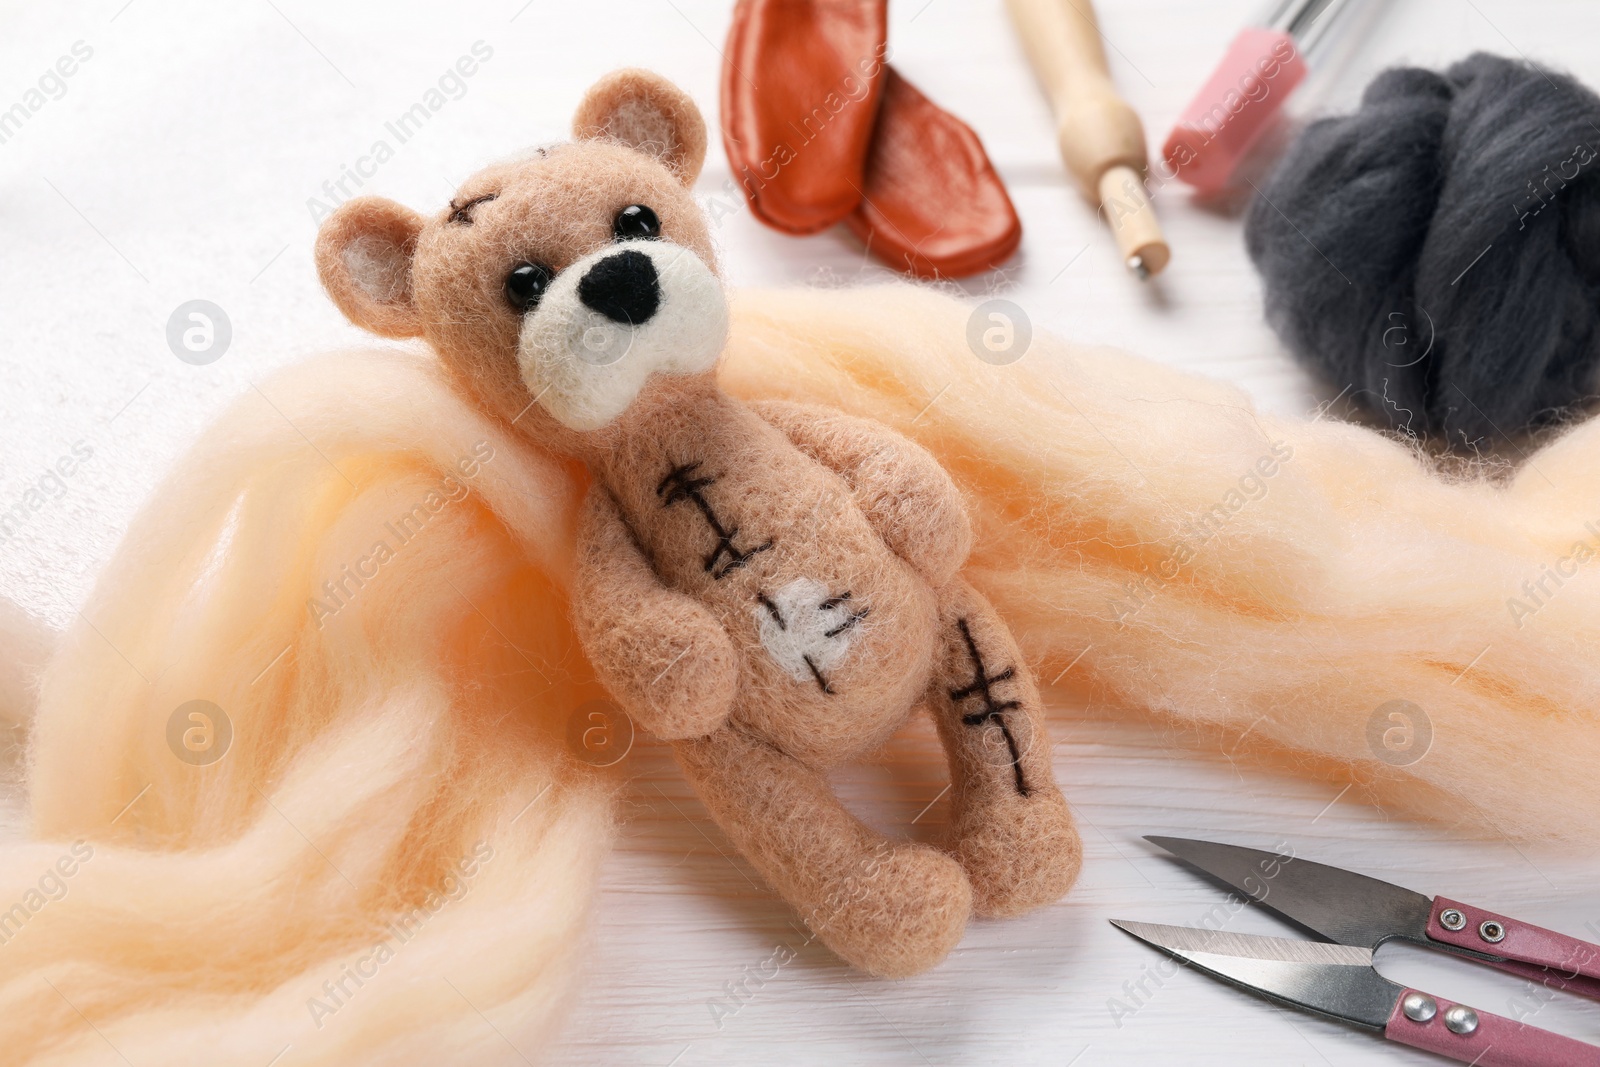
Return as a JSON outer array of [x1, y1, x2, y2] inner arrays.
[[515, 239, 729, 432]]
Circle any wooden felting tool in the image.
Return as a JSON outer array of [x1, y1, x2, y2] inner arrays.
[[1005, 0, 1170, 279]]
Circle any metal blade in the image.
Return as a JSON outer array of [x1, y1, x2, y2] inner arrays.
[[1111, 920, 1403, 1030], [1146, 836, 1434, 950]]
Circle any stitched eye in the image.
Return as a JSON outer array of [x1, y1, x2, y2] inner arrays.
[[613, 204, 661, 241], [504, 262, 554, 313]]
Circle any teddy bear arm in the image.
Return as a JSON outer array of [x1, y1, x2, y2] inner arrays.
[[573, 487, 738, 740], [752, 399, 972, 588]]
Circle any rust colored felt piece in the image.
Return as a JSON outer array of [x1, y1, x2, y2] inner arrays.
[[845, 66, 1023, 279], [721, 0, 890, 235]]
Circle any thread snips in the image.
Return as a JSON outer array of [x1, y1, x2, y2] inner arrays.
[[1112, 836, 1600, 1065]]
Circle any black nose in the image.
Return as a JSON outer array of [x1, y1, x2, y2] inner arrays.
[[577, 249, 660, 325]]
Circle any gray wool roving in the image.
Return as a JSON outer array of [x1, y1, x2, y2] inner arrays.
[[1244, 52, 1600, 444]]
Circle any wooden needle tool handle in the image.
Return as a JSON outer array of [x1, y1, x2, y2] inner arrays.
[[1005, 0, 1170, 278]]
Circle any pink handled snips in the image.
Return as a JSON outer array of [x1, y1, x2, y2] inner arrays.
[[1110, 837, 1600, 1065]]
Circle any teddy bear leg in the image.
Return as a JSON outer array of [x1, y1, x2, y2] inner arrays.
[[926, 577, 1082, 918], [674, 723, 971, 978]]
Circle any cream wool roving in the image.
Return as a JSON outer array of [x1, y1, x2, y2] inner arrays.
[[1, 68, 1598, 1066], [6, 347, 608, 1065], [726, 281, 1600, 838]]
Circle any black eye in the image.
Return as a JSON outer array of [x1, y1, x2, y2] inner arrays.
[[613, 204, 661, 241], [504, 262, 554, 313]]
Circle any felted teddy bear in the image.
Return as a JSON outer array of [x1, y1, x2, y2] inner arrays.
[[314, 68, 1080, 977]]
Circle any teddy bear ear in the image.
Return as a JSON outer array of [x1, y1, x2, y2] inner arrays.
[[315, 197, 426, 339], [572, 68, 707, 186]]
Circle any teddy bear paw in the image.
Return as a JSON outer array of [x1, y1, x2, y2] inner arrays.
[[803, 843, 972, 978], [955, 790, 1082, 919]]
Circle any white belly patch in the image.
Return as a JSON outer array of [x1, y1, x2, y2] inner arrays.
[[755, 578, 870, 693]]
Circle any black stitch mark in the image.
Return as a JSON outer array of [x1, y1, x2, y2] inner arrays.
[[447, 193, 498, 225], [757, 592, 786, 629], [657, 461, 774, 579], [802, 654, 834, 694], [819, 591, 870, 633], [824, 605, 869, 638], [948, 618, 1029, 796]]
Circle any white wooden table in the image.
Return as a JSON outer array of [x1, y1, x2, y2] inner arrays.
[[2, 1, 1597, 1063]]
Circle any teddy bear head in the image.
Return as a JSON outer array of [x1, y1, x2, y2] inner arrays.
[[316, 69, 723, 452]]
